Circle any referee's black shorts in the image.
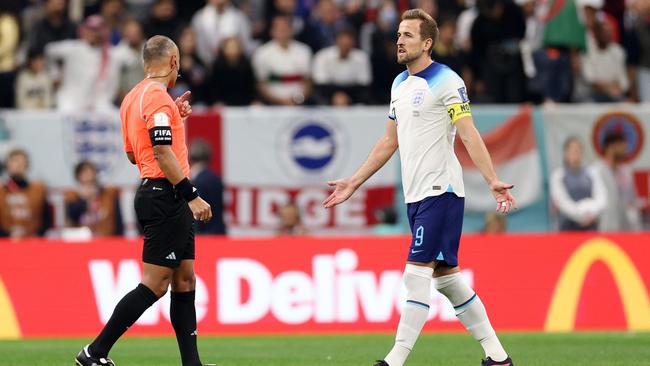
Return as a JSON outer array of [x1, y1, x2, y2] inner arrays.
[[134, 178, 194, 268]]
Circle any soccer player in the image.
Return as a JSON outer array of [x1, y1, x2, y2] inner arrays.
[[75, 35, 215, 366], [323, 9, 516, 366]]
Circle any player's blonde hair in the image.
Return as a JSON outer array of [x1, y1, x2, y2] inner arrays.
[[401, 9, 439, 55]]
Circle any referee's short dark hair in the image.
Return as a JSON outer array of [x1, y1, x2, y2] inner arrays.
[[401, 8, 439, 55], [142, 35, 176, 64]]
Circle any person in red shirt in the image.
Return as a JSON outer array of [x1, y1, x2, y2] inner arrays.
[[76, 35, 214, 366]]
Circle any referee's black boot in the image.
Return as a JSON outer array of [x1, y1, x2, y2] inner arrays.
[[373, 360, 389, 366], [75, 344, 116, 366], [482, 356, 514, 366]]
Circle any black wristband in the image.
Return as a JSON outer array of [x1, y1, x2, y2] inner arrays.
[[175, 177, 199, 202]]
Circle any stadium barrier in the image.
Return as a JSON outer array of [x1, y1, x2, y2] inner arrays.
[[1, 233, 648, 339]]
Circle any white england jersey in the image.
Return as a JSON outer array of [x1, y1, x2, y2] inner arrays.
[[388, 62, 472, 203]]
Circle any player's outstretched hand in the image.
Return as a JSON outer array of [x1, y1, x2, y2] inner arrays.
[[175, 91, 193, 118], [489, 180, 517, 214], [189, 196, 212, 222], [323, 178, 356, 208]]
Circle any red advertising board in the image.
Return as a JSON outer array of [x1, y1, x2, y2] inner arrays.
[[1, 234, 649, 338]]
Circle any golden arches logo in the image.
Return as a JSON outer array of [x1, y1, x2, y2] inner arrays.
[[545, 238, 650, 331], [0, 277, 21, 339]]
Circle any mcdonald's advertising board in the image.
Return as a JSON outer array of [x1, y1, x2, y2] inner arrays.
[[1, 234, 649, 339]]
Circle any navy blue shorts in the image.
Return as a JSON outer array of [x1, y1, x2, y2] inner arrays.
[[406, 193, 464, 265]]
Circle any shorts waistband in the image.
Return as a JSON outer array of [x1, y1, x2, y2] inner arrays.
[[141, 178, 174, 188]]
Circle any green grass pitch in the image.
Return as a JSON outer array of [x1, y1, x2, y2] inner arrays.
[[1, 332, 649, 365]]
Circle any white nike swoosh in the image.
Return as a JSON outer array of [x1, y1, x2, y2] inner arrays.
[[411, 250, 424, 254]]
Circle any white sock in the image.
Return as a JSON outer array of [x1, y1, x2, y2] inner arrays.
[[435, 272, 508, 362], [384, 264, 433, 366]]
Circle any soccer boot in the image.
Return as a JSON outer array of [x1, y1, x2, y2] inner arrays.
[[373, 360, 389, 366], [203, 364, 218, 366], [482, 356, 514, 366], [75, 345, 116, 366]]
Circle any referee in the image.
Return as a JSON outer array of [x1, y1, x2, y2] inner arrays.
[[76, 35, 215, 366]]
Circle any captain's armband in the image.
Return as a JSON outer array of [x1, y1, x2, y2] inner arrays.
[[446, 102, 472, 123]]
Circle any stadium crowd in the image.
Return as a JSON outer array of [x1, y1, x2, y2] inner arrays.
[[0, 0, 648, 239], [1, 0, 650, 110]]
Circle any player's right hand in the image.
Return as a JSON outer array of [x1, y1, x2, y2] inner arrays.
[[323, 178, 356, 208], [188, 197, 212, 222]]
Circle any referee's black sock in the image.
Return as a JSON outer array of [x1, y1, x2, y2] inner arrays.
[[90, 283, 159, 358], [170, 290, 202, 366]]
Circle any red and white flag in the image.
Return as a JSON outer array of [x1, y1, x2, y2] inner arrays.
[[455, 106, 542, 211]]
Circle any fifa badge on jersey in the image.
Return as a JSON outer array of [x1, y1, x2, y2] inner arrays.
[[458, 87, 469, 103], [411, 89, 426, 107]]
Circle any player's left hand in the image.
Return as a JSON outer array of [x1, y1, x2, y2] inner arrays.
[[175, 91, 193, 118], [489, 180, 517, 214]]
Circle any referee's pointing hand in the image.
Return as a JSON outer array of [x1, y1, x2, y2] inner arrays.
[[188, 196, 212, 222]]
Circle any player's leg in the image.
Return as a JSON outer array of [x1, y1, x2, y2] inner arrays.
[[170, 259, 203, 366], [379, 197, 443, 366], [81, 263, 172, 363], [433, 264, 511, 365], [380, 261, 433, 366], [430, 193, 512, 365]]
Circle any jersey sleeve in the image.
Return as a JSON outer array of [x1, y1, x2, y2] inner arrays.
[[141, 86, 175, 146], [440, 73, 472, 124], [388, 92, 396, 121]]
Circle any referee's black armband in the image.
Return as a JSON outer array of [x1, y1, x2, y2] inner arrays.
[[175, 177, 199, 202], [149, 126, 173, 146]]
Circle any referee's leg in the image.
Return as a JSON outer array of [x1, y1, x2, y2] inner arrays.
[[88, 263, 172, 359], [170, 259, 204, 366]]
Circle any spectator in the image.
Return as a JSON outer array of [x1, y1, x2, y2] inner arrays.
[[276, 201, 308, 236], [455, 0, 479, 52], [372, 206, 402, 235], [191, 0, 252, 66], [114, 17, 145, 102], [252, 15, 312, 105], [266, 0, 322, 50], [63, 161, 124, 237], [484, 212, 507, 233], [45, 15, 127, 112], [312, 27, 372, 105], [535, 0, 601, 103], [27, 0, 78, 54], [166, 26, 208, 104], [593, 132, 641, 232], [579, 17, 628, 102], [0, 149, 51, 238], [142, 0, 184, 40], [15, 49, 54, 109], [100, 0, 126, 46], [123, 0, 154, 21], [210, 36, 257, 106], [367, 0, 403, 103], [470, 0, 527, 103], [630, 0, 650, 102], [432, 16, 468, 77], [189, 139, 227, 235], [301, 0, 348, 51], [0, 7, 19, 108], [414, 0, 439, 19], [0, 7, 19, 72], [550, 137, 606, 231]]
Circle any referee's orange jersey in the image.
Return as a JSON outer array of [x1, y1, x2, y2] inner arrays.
[[120, 80, 190, 179]]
